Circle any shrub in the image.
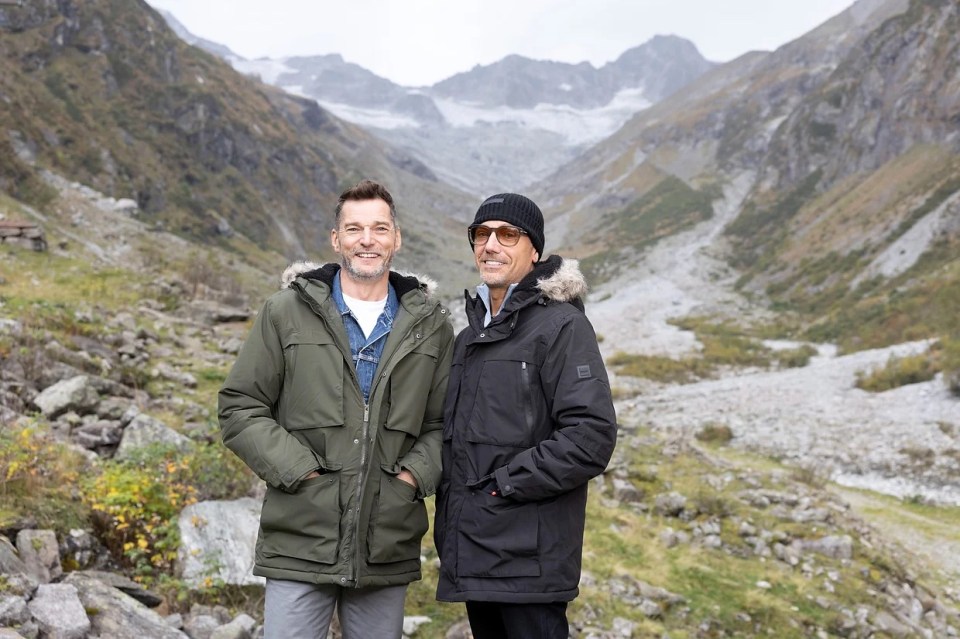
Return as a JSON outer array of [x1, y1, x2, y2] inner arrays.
[[0, 422, 90, 531], [696, 423, 734, 444], [84, 449, 199, 581], [777, 344, 818, 368], [82, 442, 251, 583], [607, 352, 705, 383], [854, 353, 940, 392], [942, 334, 960, 397]]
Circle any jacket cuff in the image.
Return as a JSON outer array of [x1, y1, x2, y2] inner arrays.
[[281, 457, 323, 493], [494, 466, 515, 498]]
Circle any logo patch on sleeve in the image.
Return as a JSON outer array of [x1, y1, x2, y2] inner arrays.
[[577, 365, 592, 379]]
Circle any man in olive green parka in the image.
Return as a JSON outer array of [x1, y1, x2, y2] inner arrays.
[[219, 180, 454, 639]]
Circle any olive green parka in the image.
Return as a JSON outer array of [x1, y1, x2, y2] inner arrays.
[[219, 262, 454, 587]]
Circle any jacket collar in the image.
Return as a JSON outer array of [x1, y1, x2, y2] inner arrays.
[[465, 255, 588, 327], [280, 261, 437, 300]]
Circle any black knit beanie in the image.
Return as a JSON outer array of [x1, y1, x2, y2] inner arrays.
[[470, 193, 545, 257]]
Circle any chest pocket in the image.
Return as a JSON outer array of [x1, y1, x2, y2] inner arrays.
[[384, 340, 441, 437], [466, 357, 543, 447], [278, 329, 345, 429]]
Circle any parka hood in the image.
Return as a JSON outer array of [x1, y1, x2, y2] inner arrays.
[[533, 255, 587, 305], [279, 261, 439, 298]]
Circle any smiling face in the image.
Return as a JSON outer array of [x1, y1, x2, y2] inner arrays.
[[331, 198, 401, 284], [473, 219, 539, 291]]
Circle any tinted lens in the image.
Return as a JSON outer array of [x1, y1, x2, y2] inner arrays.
[[470, 226, 492, 244], [469, 225, 524, 246], [496, 227, 521, 245]]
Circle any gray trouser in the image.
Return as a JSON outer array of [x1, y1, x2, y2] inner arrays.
[[264, 578, 407, 639]]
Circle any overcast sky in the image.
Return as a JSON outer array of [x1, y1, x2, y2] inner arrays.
[[146, 0, 856, 87]]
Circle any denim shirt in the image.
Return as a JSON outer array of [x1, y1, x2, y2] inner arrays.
[[475, 282, 518, 327], [332, 273, 400, 403]]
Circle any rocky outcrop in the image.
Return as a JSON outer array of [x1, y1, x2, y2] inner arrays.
[[766, 0, 960, 192], [0, 221, 46, 251]]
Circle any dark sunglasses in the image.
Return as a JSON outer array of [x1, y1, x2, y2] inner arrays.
[[467, 224, 528, 247]]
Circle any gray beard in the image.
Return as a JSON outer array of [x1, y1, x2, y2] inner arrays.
[[340, 255, 391, 282]]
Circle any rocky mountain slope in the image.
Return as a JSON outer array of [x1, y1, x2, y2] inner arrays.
[[534, 0, 957, 353], [0, 0, 477, 289]]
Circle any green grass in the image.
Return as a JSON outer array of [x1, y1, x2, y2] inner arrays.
[[580, 176, 715, 285], [607, 318, 780, 383]]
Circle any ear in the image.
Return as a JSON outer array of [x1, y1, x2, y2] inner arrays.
[[532, 250, 540, 264], [330, 228, 341, 254], [395, 225, 402, 252]]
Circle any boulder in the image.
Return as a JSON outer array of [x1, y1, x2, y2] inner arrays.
[[114, 414, 193, 459], [15, 530, 61, 584], [27, 583, 90, 639], [31, 375, 99, 418], [178, 498, 264, 587], [63, 572, 188, 638]]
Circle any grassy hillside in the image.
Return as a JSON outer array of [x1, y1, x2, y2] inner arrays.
[[0, 0, 476, 289]]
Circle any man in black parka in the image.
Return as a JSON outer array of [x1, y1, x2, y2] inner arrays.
[[434, 193, 618, 639]]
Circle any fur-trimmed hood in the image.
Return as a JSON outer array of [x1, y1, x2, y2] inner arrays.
[[464, 255, 588, 325], [533, 255, 587, 304], [279, 261, 439, 298]]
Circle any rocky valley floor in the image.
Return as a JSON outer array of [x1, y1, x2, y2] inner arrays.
[[585, 180, 960, 593]]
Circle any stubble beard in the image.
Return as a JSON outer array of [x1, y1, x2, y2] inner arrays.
[[341, 251, 392, 282]]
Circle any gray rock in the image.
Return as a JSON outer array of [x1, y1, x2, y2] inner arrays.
[[60, 529, 116, 571], [210, 615, 257, 639], [154, 362, 198, 388], [802, 534, 854, 560], [0, 594, 30, 626], [872, 609, 913, 637], [63, 572, 188, 638], [31, 375, 99, 418], [27, 583, 90, 639], [402, 616, 431, 637], [78, 570, 163, 607], [96, 396, 133, 420], [165, 612, 184, 629], [659, 527, 690, 548], [184, 614, 220, 639], [653, 491, 687, 517], [0, 536, 31, 580], [15, 530, 61, 584], [611, 478, 644, 503], [638, 598, 663, 618], [114, 413, 193, 459], [178, 498, 264, 587], [72, 419, 123, 450]]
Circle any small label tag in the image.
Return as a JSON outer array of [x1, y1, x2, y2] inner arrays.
[[577, 365, 592, 379]]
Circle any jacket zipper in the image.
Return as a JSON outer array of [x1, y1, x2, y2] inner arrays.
[[521, 361, 535, 431], [350, 402, 370, 584], [349, 307, 437, 583]]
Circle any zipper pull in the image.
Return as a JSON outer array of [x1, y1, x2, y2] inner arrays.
[[521, 362, 526, 370], [363, 405, 369, 423]]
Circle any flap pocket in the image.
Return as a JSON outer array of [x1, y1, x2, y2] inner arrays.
[[259, 474, 341, 565], [280, 329, 335, 347]]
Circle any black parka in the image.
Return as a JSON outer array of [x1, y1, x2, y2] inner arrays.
[[435, 256, 618, 603]]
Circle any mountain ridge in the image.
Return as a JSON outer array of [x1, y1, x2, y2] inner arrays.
[[218, 32, 715, 194]]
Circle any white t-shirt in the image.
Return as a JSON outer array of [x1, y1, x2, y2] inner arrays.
[[342, 292, 388, 337]]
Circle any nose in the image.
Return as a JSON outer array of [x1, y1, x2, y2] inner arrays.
[[360, 228, 374, 244]]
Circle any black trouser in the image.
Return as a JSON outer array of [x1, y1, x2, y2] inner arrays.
[[466, 601, 569, 639]]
